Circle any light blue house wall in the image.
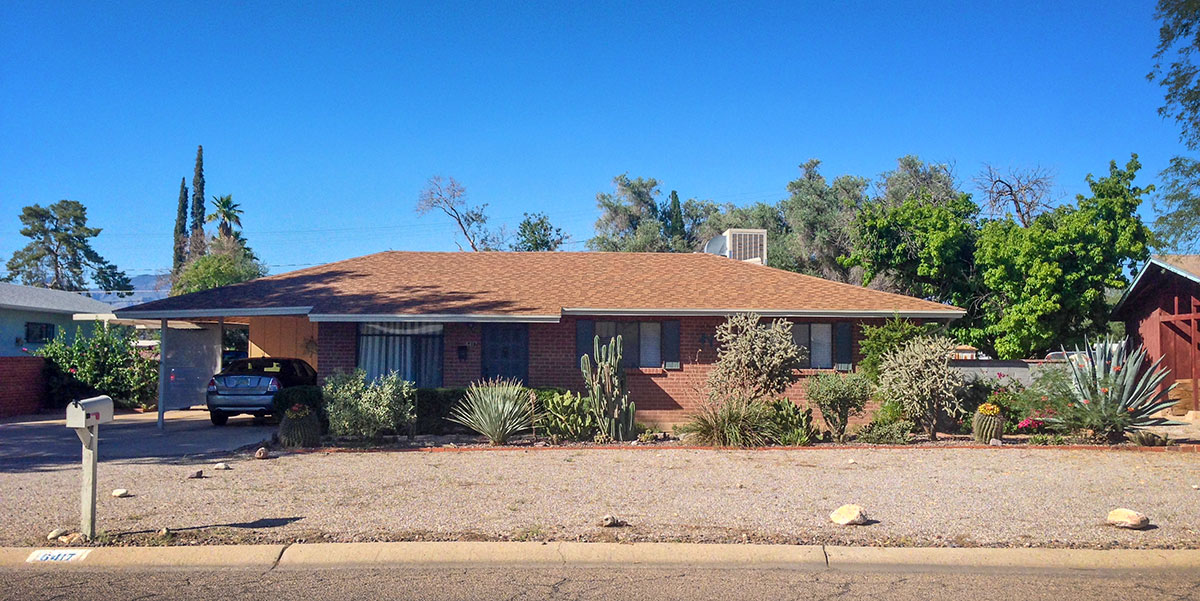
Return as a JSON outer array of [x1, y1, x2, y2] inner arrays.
[[0, 308, 97, 357]]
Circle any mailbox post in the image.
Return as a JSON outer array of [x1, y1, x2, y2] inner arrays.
[[66, 396, 113, 540]]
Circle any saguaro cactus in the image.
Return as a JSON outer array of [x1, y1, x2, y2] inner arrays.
[[581, 335, 637, 442]]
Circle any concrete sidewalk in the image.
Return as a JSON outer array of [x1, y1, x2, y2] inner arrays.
[[5, 542, 1200, 573]]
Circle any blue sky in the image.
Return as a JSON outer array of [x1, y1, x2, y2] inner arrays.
[[0, 1, 1183, 285]]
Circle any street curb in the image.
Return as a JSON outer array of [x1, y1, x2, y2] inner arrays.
[[824, 546, 1200, 571], [4, 544, 286, 569], [286, 443, 1200, 454], [276, 541, 827, 568], [4, 543, 1200, 571]]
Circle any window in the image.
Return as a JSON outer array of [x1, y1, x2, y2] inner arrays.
[[25, 322, 55, 344], [791, 321, 853, 370], [357, 322, 443, 387], [576, 319, 680, 369]]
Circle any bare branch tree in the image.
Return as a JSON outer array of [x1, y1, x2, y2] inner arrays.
[[416, 176, 502, 251], [974, 164, 1057, 226]]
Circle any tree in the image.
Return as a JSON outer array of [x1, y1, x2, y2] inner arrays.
[[780, 159, 870, 282], [973, 164, 1057, 226], [511, 212, 567, 251], [171, 236, 267, 296], [188, 145, 207, 259], [876, 335, 965, 441], [876, 155, 960, 207], [588, 174, 666, 252], [173, 178, 188, 274], [1149, 1, 1200, 250], [207, 194, 243, 239], [663, 190, 685, 241], [416, 176, 502, 251], [975, 155, 1153, 358], [4, 200, 132, 295]]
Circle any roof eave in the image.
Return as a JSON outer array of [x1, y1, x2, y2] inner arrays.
[[1112, 259, 1200, 316], [561, 307, 965, 319], [113, 306, 314, 319]]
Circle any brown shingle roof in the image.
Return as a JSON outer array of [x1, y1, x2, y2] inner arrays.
[[1156, 254, 1200, 279], [117, 251, 963, 319]]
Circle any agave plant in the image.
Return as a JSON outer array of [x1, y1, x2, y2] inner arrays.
[[1046, 337, 1180, 443], [447, 378, 533, 445]]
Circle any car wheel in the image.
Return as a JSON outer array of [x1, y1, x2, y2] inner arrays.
[[210, 410, 229, 426]]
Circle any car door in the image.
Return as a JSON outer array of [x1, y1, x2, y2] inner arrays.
[[480, 323, 529, 383]]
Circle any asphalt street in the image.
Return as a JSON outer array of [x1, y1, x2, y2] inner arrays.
[[3, 566, 1198, 601]]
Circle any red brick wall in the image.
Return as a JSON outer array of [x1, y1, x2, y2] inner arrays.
[[316, 322, 357, 383], [0, 356, 46, 418], [443, 323, 482, 387], [319, 316, 884, 429]]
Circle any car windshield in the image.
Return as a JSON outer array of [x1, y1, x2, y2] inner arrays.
[[224, 359, 288, 374]]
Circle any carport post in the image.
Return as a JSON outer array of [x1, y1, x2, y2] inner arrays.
[[157, 318, 167, 430]]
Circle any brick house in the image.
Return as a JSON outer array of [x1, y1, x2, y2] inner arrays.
[[117, 251, 963, 426]]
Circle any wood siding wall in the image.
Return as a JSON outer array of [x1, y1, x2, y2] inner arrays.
[[248, 316, 319, 370]]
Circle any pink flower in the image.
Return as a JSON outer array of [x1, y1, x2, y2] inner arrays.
[[68, 367, 77, 374], [1081, 399, 1090, 405]]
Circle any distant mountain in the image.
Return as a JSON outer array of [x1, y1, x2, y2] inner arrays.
[[89, 273, 170, 309]]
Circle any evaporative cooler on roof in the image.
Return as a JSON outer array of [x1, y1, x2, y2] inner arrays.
[[702, 228, 768, 265]]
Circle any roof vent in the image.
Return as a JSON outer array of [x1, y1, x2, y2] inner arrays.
[[702, 229, 767, 265]]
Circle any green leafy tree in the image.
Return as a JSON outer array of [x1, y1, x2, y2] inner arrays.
[[1149, 1, 1200, 250], [207, 194, 243, 239], [663, 190, 686, 241], [876, 155, 960, 207], [173, 177, 188, 274], [4, 200, 132, 295], [975, 156, 1153, 358], [588, 174, 667, 251], [171, 236, 267, 296], [511, 212, 567, 251], [858, 315, 944, 381], [780, 159, 870, 282], [189, 145, 207, 259]]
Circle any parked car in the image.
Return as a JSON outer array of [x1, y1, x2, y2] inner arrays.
[[221, 349, 249, 368], [206, 357, 317, 425]]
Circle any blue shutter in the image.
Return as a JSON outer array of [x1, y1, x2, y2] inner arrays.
[[663, 320, 681, 369], [835, 322, 853, 370], [576, 319, 595, 364]]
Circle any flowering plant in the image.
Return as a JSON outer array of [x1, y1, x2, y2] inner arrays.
[[285, 403, 311, 420], [977, 402, 1001, 417]]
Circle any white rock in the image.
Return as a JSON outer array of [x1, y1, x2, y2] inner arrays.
[[830, 504, 869, 526], [111, 489, 129, 498], [1191, 484, 1198, 490], [1106, 508, 1150, 530], [57, 532, 86, 545], [254, 447, 270, 460], [214, 462, 231, 470], [989, 438, 1003, 446], [46, 528, 66, 541], [847, 459, 856, 464], [599, 514, 622, 527]]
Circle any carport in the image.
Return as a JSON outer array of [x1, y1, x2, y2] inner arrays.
[[107, 307, 317, 429]]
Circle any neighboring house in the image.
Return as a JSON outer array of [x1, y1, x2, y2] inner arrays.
[[0, 282, 114, 418], [116, 251, 963, 425], [0, 282, 113, 357], [1114, 254, 1200, 419]]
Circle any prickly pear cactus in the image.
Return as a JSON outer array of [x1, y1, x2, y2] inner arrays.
[[280, 404, 322, 448], [972, 403, 1005, 444], [581, 335, 637, 442]]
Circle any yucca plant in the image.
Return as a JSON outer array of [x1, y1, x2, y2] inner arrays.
[[448, 378, 532, 445], [676, 393, 779, 448], [1046, 337, 1180, 443]]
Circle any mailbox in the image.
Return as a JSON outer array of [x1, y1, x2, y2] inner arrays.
[[66, 396, 113, 429]]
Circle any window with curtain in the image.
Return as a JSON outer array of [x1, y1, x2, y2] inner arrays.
[[356, 322, 444, 387], [576, 319, 680, 369], [791, 321, 853, 370]]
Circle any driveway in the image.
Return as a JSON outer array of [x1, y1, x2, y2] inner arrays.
[[0, 410, 274, 473]]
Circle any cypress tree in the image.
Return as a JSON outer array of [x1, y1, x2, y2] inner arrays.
[[173, 177, 189, 273], [188, 145, 207, 259], [664, 190, 685, 240]]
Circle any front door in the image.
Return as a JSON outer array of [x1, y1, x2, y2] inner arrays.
[[481, 323, 529, 383]]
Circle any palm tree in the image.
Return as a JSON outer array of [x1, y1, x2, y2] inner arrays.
[[207, 195, 243, 239]]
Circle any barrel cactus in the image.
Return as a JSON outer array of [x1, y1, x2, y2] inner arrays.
[[279, 403, 322, 448], [972, 402, 1005, 444]]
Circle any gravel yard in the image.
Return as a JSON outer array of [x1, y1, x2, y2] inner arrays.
[[4, 447, 1199, 549]]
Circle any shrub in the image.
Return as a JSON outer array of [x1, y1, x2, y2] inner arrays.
[[855, 419, 914, 444], [870, 399, 907, 427], [676, 394, 779, 448], [1127, 430, 1171, 447], [448, 378, 533, 445], [536, 390, 596, 443], [876, 335, 965, 440], [1027, 433, 1067, 446], [279, 403, 322, 448], [323, 370, 416, 439], [414, 388, 467, 434], [806, 372, 871, 442], [707, 313, 805, 401], [858, 315, 942, 381], [1045, 337, 1180, 443], [35, 322, 158, 409], [767, 399, 819, 446]]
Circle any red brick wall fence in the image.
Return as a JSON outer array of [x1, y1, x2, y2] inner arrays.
[[0, 356, 46, 418]]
